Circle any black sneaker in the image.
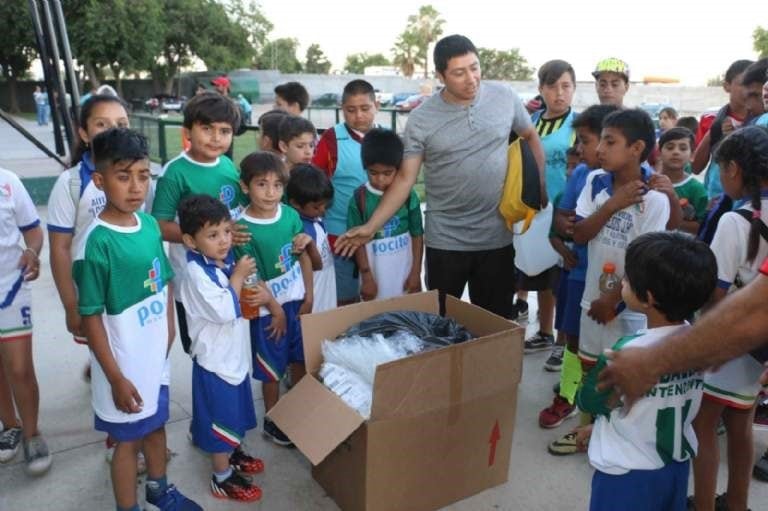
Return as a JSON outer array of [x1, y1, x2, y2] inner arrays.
[[512, 299, 529, 321], [210, 471, 262, 502], [544, 345, 565, 372], [755, 449, 768, 482], [262, 418, 293, 447], [524, 331, 555, 353], [0, 427, 22, 463]]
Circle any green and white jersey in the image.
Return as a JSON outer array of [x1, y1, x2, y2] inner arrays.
[[152, 152, 248, 288], [73, 212, 174, 424], [577, 324, 702, 475], [673, 175, 708, 223], [234, 204, 305, 316], [347, 183, 423, 299]]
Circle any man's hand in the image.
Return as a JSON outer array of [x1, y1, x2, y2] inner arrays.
[[18, 248, 40, 281], [360, 272, 378, 301], [607, 180, 646, 212], [334, 225, 375, 258], [231, 221, 251, 246], [588, 295, 618, 325], [292, 233, 313, 254], [597, 347, 662, 409], [266, 305, 287, 340], [404, 271, 422, 294], [111, 377, 143, 414]]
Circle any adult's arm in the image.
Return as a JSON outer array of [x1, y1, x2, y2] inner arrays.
[[598, 271, 768, 402], [334, 154, 421, 257], [516, 126, 547, 206]]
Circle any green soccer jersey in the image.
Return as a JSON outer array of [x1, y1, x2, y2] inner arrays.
[[73, 212, 174, 424], [673, 175, 708, 222], [346, 183, 423, 238], [234, 204, 305, 314]]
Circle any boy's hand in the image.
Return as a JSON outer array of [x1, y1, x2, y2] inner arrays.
[[111, 377, 143, 414], [648, 173, 676, 197], [404, 271, 422, 294], [560, 247, 579, 270], [588, 295, 618, 325], [18, 248, 40, 281], [64, 306, 84, 338], [292, 233, 313, 254], [554, 210, 576, 238], [298, 298, 313, 316], [266, 305, 287, 340], [360, 272, 378, 301], [231, 221, 251, 246], [607, 180, 646, 212], [232, 255, 256, 280], [243, 282, 273, 307]]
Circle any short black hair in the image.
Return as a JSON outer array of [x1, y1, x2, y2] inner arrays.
[[572, 104, 621, 136], [601, 108, 656, 162], [239, 151, 287, 186], [625, 232, 716, 321], [676, 116, 699, 135], [286, 164, 334, 206], [91, 127, 149, 171], [659, 106, 678, 119], [178, 194, 231, 236], [361, 128, 403, 169], [183, 91, 240, 130], [341, 79, 376, 104], [277, 115, 316, 144], [724, 59, 754, 83], [538, 59, 575, 86], [741, 58, 768, 87], [433, 34, 477, 74], [274, 81, 310, 112], [659, 127, 694, 149], [257, 109, 288, 151]]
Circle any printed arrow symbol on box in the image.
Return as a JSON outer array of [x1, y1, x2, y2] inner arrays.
[[488, 420, 500, 466]]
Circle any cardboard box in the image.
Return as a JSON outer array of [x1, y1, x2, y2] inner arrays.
[[268, 291, 523, 511]]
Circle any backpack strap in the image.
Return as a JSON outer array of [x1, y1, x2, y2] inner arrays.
[[355, 185, 367, 224], [735, 209, 768, 242]]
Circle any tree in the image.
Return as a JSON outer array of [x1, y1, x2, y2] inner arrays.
[[304, 44, 331, 74], [343, 53, 390, 74], [405, 5, 445, 78], [256, 38, 302, 73], [0, 2, 37, 112], [754, 26, 768, 58], [706, 74, 723, 87], [224, 0, 273, 66], [477, 48, 533, 81], [391, 31, 420, 78]]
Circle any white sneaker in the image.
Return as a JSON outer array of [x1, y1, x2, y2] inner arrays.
[[23, 434, 52, 476]]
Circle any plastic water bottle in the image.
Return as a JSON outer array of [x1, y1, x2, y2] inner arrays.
[[240, 270, 261, 320], [598, 263, 620, 295], [679, 198, 696, 221]]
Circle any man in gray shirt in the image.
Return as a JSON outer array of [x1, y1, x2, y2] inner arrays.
[[336, 34, 545, 318]]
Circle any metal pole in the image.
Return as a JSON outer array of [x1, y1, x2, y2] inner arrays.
[[28, 0, 65, 156], [50, 0, 81, 120], [39, 0, 75, 148]]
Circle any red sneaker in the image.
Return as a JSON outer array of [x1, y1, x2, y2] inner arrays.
[[210, 472, 262, 502], [229, 447, 265, 475], [539, 395, 578, 429]]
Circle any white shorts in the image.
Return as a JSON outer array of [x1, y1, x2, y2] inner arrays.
[[703, 354, 764, 409], [0, 283, 32, 341], [578, 307, 646, 363]]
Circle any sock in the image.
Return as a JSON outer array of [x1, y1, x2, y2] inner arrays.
[[146, 474, 168, 499], [559, 349, 583, 404], [214, 467, 233, 483], [117, 505, 141, 511]]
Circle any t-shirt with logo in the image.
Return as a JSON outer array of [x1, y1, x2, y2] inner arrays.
[[575, 169, 669, 311], [234, 204, 305, 316], [577, 325, 702, 475], [672, 175, 708, 223], [152, 152, 248, 288], [73, 212, 174, 424], [300, 215, 336, 313], [347, 183, 424, 299], [0, 168, 40, 307]]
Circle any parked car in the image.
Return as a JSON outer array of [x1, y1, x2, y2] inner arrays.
[[395, 94, 428, 111], [375, 89, 393, 107], [311, 93, 341, 107], [145, 94, 186, 113], [392, 92, 418, 107]]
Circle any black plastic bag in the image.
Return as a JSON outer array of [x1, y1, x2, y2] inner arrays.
[[338, 310, 473, 349]]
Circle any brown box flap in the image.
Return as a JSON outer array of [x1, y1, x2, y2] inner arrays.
[[267, 376, 364, 465], [300, 291, 439, 374]]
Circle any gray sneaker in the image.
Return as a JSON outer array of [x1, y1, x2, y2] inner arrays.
[[544, 345, 565, 372], [0, 427, 22, 463], [23, 435, 51, 476], [524, 331, 555, 353]]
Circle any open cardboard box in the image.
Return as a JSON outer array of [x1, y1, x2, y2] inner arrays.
[[268, 291, 524, 511]]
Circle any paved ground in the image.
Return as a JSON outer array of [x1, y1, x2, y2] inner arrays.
[[1, 115, 767, 510]]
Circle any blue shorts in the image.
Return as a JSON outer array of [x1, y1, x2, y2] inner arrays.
[[334, 254, 359, 303], [95, 385, 169, 442], [556, 279, 584, 338], [250, 300, 304, 382], [590, 460, 690, 511], [190, 360, 256, 453]]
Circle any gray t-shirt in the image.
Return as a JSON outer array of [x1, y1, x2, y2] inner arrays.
[[403, 81, 532, 251]]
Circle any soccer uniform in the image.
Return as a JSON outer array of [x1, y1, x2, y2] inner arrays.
[[234, 204, 305, 382], [347, 183, 423, 300], [300, 215, 336, 313], [0, 168, 40, 341], [578, 325, 702, 511], [73, 213, 173, 440], [180, 250, 256, 452], [703, 197, 768, 409], [672, 175, 708, 223], [575, 169, 670, 362]]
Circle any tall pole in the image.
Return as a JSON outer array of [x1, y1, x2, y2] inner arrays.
[[50, 0, 81, 121], [39, 0, 75, 148]]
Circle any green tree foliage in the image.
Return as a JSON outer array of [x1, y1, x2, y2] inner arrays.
[[344, 53, 390, 74], [257, 38, 302, 73], [477, 48, 534, 81], [754, 26, 768, 58], [0, 1, 37, 112], [304, 44, 331, 74], [405, 5, 444, 78], [225, 0, 273, 58], [392, 31, 420, 78]]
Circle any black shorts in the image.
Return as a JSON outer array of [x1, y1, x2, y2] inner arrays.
[[516, 265, 560, 292]]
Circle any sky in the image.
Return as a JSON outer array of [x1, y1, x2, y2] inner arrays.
[[260, 0, 768, 85]]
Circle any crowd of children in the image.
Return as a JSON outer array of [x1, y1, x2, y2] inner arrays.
[[2, 44, 768, 511]]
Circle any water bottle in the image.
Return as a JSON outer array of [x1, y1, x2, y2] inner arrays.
[[598, 263, 620, 295], [240, 270, 261, 320], [679, 198, 696, 221]]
